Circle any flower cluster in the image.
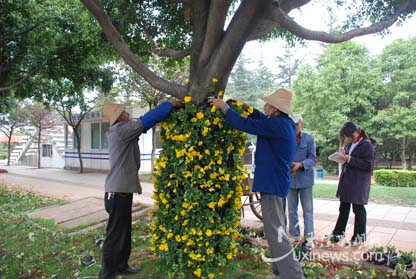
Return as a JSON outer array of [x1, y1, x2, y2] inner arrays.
[[150, 89, 253, 278]]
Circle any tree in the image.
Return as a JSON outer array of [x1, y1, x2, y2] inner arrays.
[[0, 98, 28, 166], [275, 44, 301, 88], [226, 54, 259, 104], [292, 42, 383, 172], [36, 78, 110, 173], [0, 0, 114, 100], [80, 0, 416, 103], [26, 103, 55, 169], [373, 38, 416, 169]]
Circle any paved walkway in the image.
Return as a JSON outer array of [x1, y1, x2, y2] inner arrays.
[[1, 166, 416, 254]]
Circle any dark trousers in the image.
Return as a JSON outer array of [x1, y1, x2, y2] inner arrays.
[[333, 202, 367, 240], [99, 192, 133, 279]]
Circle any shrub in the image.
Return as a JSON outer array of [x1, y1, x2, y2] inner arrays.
[[373, 169, 416, 187], [150, 96, 251, 278]]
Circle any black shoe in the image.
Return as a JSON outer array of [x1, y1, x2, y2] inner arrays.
[[116, 266, 140, 275], [327, 233, 344, 243]]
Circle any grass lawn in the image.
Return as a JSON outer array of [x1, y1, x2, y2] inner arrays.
[[1, 185, 414, 279], [314, 184, 416, 206]]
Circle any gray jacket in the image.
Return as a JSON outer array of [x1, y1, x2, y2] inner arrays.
[[104, 119, 145, 193]]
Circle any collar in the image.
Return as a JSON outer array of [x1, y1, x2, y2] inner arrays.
[[354, 134, 363, 143], [296, 132, 301, 143]]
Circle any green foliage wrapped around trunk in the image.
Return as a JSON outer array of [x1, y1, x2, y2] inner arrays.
[[150, 98, 252, 279]]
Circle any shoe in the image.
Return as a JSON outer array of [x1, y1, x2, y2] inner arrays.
[[327, 233, 344, 243], [289, 235, 301, 244], [345, 236, 366, 247], [302, 238, 314, 250], [116, 266, 140, 275]]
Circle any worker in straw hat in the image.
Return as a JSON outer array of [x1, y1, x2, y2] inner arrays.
[[209, 88, 305, 279], [99, 98, 182, 279]]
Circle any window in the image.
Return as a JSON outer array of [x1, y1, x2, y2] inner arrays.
[[42, 144, 53, 157], [101, 122, 109, 149], [91, 123, 100, 149]]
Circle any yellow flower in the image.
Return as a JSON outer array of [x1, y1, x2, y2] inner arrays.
[[210, 106, 217, 113], [206, 229, 213, 237], [226, 253, 233, 260], [236, 101, 243, 107], [167, 232, 173, 238], [175, 235, 182, 242], [208, 273, 215, 279], [194, 268, 202, 278], [218, 90, 223, 97], [213, 117, 220, 125], [208, 201, 216, 210], [159, 242, 169, 251], [196, 111, 204, 119], [212, 77, 218, 83], [181, 234, 189, 241], [184, 96, 192, 103], [180, 209, 186, 216]]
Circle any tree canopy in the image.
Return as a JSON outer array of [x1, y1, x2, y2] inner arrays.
[[0, 0, 114, 103], [80, 0, 416, 104]]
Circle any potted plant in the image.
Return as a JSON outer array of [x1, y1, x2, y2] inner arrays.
[[373, 246, 386, 265], [398, 251, 415, 269], [384, 246, 398, 268]]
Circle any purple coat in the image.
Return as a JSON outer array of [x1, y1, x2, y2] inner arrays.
[[336, 139, 376, 205]]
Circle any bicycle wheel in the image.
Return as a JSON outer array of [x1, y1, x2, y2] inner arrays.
[[249, 192, 262, 220]]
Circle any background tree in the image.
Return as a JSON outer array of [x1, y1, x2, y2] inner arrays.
[[36, 77, 111, 173], [26, 103, 55, 169], [275, 44, 301, 88], [372, 38, 416, 170], [0, 0, 114, 98], [292, 42, 383, 173], [0, 98, 28, 166]]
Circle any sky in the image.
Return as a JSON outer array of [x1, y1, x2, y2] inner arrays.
[[242, 1, 416, 69]]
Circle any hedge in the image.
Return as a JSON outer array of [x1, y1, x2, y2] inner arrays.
[[373, 169, 416, 187]]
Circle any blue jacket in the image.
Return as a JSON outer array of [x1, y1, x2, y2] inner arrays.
[[290, 132, 317, 189], [225, 108, 296, 197]]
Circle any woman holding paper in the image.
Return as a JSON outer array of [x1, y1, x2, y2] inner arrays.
[[328, 122, 376, 246]]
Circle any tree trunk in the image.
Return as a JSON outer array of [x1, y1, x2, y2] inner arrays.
[[6, 128, 13, 166], [37, 125, 41, 168], [401, 137, 407, 170], [75, 131, 84, 173]]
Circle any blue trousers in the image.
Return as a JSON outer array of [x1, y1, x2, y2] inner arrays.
[[287, 187, 314, 239]]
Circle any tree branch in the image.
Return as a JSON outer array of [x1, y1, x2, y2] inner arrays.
[[141, 28, 191, 58], [198, 0, 231, 68], [209, 0, 266, 79], [273, 0, 412, 43], [279, 0, 312, 13], [80, 0, 187, 99], [0, 71, 34, 92], [189, 1, 210, 84]]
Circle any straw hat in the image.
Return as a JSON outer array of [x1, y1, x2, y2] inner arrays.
[[261, 88, 294, 117], [102, 103, 126, 126]]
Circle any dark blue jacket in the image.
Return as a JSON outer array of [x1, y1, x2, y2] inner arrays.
[[290, 132, 317, 189], [225, 108, 296, 197]]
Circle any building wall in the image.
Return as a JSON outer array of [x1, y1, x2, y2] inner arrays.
[[64, 108, 158, 173]]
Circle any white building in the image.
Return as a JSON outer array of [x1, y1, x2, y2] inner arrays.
[[63, 107, 160, 173]]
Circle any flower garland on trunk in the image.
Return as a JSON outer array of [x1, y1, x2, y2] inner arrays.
[[150, 90, 253, 278]]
